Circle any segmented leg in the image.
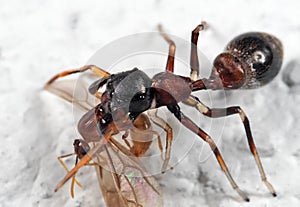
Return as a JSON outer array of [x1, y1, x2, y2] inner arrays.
[[45, 65, 110, 87], [123, 128, 164, 157], [121, 114, 164, 158], [55, 137, 109, 192], [190, 21, 207, 81], [129, 114, 156, 157], [57, 153, 83, 198], [158, 22, 207, 79], [148, 109, 173, 173], [158, 25, 176, 73], [57, 150, 106, 197], [167, 104, 250, 201], [44, 65, 109, 110], [122, 130, 132, 148], [184, 95, 277, 196]]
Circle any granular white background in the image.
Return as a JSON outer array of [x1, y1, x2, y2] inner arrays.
[[1, 0, 300, 206]]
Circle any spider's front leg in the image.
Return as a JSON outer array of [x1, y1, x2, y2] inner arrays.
[[44, 65, 111, 107], [158, 25, 176, 73], [45, 65, 110, 87], [190, 21, 207, 81], [158, 22, 207, 78]]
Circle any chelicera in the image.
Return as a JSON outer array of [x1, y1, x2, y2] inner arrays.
[[46, 22, 283, 201]]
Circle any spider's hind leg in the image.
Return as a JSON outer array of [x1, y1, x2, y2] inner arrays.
[[184, 95, 277, 197], [167, 103, 250, 201]]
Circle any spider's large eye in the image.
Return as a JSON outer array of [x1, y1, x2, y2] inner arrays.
[[129, 89, 153, 117]]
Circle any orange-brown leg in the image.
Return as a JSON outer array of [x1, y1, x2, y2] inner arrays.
[[55, 137, 108, 192], [158, 25, 176, 73], [184, 95, 277, 196], [129, 114, 154, 157], [122, 130, 132, 148], [45, 65, 110, 87], [130, 128, 164, 158], [45, 65, 109, 110], [57, 153, 83, 198], [123, 114, 164, 158], [190, 22, 207, 81], [148, 109, 173, 173]]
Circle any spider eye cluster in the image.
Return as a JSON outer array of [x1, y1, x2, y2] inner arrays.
[[99, 68, 153, 119], [129, 89, 153, 116]]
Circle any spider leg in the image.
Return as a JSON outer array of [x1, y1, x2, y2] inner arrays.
[[122, 130, 133, 149], [128, 114, 154, 157], [167, 104, 250, 201], [45, 65, 110, 87], [184, 95, 277, 196], [130, 127, 164, 158], [158, 25, 176, 73], [190, 21, 207, 81], [129, 113, 166, 171], [148, 109, 173, 173], [44, 65, 108, 110]]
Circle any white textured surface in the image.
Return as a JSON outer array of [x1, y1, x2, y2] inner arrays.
[[1, 0, 300, 206]]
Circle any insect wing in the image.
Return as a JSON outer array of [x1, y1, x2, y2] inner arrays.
[[92, 141, 163, 207], [45, 74, 98, 111]]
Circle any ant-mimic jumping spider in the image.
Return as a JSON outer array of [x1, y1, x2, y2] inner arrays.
[[47, 22, 283, 202]]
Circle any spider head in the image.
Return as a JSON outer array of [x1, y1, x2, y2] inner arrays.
[[90, 68, 154, 121]]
